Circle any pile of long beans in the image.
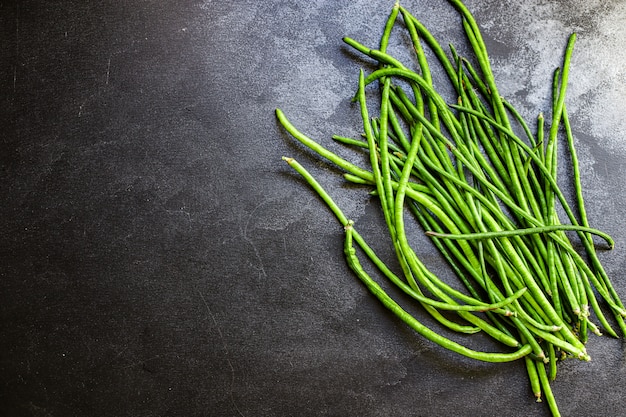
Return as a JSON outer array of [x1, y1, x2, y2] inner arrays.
[[276, 1, 622, 415]]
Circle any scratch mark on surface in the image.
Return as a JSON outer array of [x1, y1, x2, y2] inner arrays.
[[98, 345, 130, 369], [105, 54, 112, 85], [241, 199, 277, 279], [197, 289, 245, 417], [120, 354, 162, 369], [14, 3, 19, 92], [165, 202, 192, 230]]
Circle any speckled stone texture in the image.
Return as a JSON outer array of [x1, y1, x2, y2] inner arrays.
[[2, 1, 626, 416]]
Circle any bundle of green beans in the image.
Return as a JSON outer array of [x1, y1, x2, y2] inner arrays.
[[276, 1, 622, 415]]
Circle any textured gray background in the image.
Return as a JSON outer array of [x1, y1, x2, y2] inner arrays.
[[2, 0, 626, 416]]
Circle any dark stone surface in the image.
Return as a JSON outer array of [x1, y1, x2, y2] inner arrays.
[[2, 1, 626, 416]]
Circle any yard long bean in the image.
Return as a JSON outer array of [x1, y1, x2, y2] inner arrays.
[[276, 1, 620, 416]]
